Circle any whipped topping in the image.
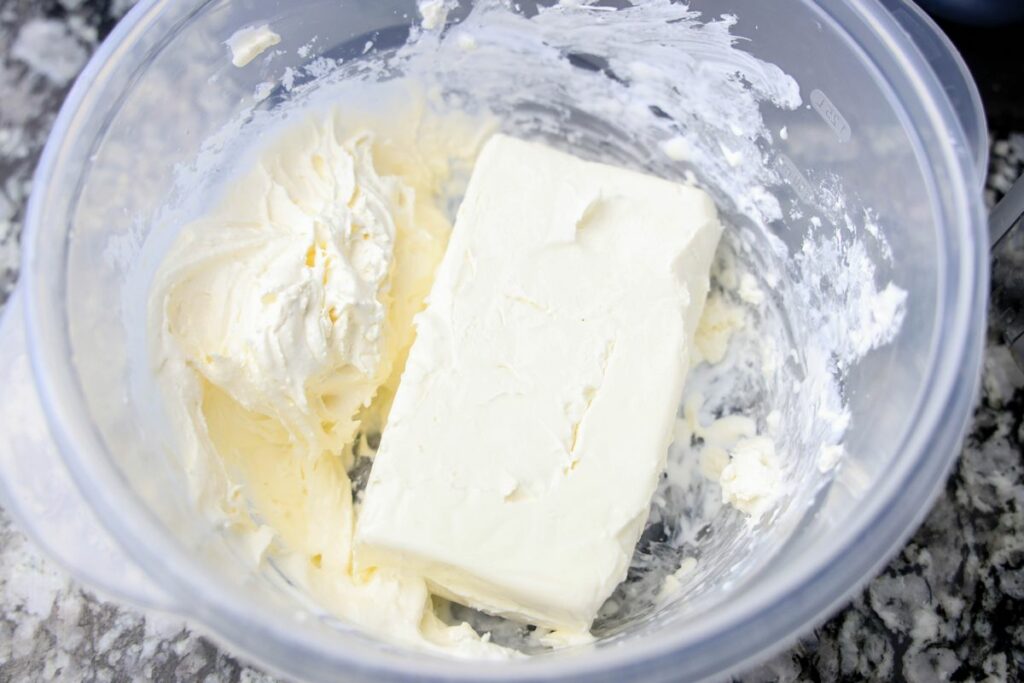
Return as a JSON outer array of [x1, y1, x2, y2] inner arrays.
[[159, 127, 398, 451], [150, 106, 509, 658], [355, 134, 722, 633]]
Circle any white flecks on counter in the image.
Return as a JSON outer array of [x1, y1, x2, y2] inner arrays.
[[11, 18, 89, 86]]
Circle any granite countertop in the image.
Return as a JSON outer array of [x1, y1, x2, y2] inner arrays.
[[1, 2, 1022, 681]]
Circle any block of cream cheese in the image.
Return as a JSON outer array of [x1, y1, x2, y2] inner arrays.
[[355, 134, 722, 632]]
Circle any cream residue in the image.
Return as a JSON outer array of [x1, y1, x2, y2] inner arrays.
[[737, 273, 765, 306], [675, 390, 780, 522], [719, 436, 782, 518], [418, 0, 454, 30], [658, 557, 698, 603], [693, 292, 746, 365], [818, 444, 845, 473], [225, 25, 281, 68]]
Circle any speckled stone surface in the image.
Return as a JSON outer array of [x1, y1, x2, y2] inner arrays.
[[1, 1, 1023, 681]]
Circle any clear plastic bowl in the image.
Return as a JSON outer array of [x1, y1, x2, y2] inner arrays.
[[0, 0, 988, 681]]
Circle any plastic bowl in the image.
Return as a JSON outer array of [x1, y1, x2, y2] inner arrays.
[[0, 1, 988, 681]]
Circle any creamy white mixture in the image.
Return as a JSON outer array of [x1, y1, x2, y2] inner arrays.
[[150, 111, 727, 654], [151, 101, 514, 658], [143, 0, 907, 660]]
